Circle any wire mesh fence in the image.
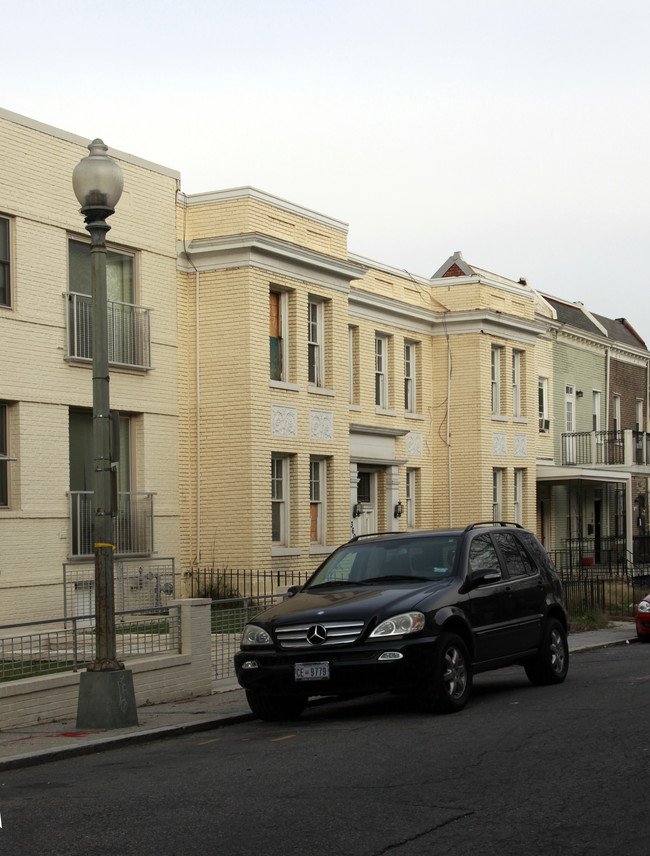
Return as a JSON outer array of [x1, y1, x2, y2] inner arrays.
[[211, 595, 276, 683], [0, 605, 180, 682]]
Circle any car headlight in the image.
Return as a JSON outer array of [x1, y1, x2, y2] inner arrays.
[[637, 601, 650, 614], [241, 624, 273, 646], [369, 612, 425, 639]]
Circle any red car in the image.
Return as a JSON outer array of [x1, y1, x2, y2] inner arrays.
[[635, 594, 650, 642]]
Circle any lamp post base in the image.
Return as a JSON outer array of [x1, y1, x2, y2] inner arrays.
[[76, 669, 139, 729]]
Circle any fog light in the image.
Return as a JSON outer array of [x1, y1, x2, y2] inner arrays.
[[241, 660, 260, 670], [378, 652, 403, 662]]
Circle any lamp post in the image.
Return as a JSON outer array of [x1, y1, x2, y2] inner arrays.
[[73, 139, 137, 729]]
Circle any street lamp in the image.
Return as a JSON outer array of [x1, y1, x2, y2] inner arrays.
[[73, 139, 137, 729]]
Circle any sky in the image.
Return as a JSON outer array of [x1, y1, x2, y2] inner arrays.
[[6, 0, 650, 337]]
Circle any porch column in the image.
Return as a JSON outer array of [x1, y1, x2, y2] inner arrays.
[[386, 465, 400, 532], [350, 462, 359, 538], [626, 475, 634, 566]]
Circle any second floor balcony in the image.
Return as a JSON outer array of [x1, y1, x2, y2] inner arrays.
[[65, 292, 152, 370], [561, 429, 650, 469], [69, 490, 155, 558]]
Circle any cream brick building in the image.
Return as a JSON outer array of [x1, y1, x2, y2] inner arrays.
[[176, 195, 550, 581], [0, 109, 181, 623]]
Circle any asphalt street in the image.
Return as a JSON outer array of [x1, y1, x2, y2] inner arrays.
[[0, 642, 648, 856]]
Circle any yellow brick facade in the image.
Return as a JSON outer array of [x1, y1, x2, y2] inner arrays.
[[0, 109, 181, 623]]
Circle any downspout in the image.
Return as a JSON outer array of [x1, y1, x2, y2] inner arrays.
[[180, 191, 201, 565], [447, 340, 452, 526]]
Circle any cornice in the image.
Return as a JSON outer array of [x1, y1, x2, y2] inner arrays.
[[178, 233, 367, 291], [178, 187, 348, 234]]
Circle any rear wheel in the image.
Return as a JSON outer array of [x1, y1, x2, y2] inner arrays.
[[525, 618, 569, 685], [245, 691, 307, 722], [419, 632, 472, 714]]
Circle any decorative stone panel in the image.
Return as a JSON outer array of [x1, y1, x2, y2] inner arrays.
[[271, 404, 298, 438], [492, 432, 508, 456], [514, 434, 528, 457], [405, 431, 423, 457], [310, 409, 334, 441]]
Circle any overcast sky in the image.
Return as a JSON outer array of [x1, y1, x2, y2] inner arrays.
[[6, 0, 650, 339]]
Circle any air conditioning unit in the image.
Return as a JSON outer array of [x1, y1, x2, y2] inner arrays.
[[539, 418, 550, 431]]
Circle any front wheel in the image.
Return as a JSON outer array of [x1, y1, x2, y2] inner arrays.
[[245, 691, 307, 722], [419, 632, 472, 714], [525, 618, 569, 685]]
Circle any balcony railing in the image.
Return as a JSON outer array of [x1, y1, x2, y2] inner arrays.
[[561, 430, 628, 467], [65, 292, 152, 369], [69, 490, 154, 557]]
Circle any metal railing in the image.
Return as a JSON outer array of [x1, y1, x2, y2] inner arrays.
[[187, 567, 311, 599], [561, 431, 625, 466], [63, 558, 175, 619], [65, 291, 152, 369], [211, 595, 277, 683], [0, 605, 180, 682], [69, 490, 155, 557]]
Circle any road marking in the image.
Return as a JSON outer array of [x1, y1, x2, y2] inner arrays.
[[197, 738, 221, 745], [270, 734, 297, 742]]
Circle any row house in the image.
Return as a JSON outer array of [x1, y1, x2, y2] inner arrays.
[[0, 109, 181, 623], [535, 295, 650, 570]]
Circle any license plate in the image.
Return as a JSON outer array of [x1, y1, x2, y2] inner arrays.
[[295, 662, 330, 681]]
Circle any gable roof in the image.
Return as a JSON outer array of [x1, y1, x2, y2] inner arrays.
[[592, 313, 647, 349]]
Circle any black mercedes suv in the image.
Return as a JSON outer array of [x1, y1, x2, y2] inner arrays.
[[234, 523, 569, 720]]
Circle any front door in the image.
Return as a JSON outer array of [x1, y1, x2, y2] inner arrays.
[[356, 471, 377, 536]]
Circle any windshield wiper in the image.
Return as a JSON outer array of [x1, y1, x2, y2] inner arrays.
[[360, 575, 432, 584], [306, 579, 365, 589]]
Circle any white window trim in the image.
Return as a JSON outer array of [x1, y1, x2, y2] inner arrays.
[[514, 469, 523, 526], [492, 468, 503, 522], [538, 376, 549, 431], [593, 390, 602, 439], [308, 297, 325, 389], [309, 457, 327, 546], [512, 350, 522, 418], [271, 455, 290, 547], [404, 342, 416, 414], [491, 346, 501, 416], [0, 215, 11, 309], [375, 335, 389, 411], [406, 468, 416, 529], [270, 288, 288, 383]]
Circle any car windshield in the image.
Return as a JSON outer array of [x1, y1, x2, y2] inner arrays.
[[306, 535, 461, 589]]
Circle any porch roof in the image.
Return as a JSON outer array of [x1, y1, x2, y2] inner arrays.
[[536, 463, 630, 485]]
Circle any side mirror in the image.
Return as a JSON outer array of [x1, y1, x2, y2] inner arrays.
[[469, 568, 502, 588], [286, 585, 301, 598]]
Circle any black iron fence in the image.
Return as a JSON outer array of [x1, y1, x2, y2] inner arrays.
[[186, 567, 312, 600]]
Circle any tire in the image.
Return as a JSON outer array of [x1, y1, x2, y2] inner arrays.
[[636, 631, 650, 643], [525, 618, 569, 686], [419, 632, 472, 714], [245, 691, 307, 722]]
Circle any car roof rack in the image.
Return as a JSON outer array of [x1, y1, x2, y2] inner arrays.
[[464, 521, 524, 533]]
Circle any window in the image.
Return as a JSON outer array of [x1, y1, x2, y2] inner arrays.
[[406, 469, 416, 528], [0, 217, 10, 307], [513, 469, 523, 525], [538, 377, 549, 431], [492, 468, 503, 521], [404, 343, 416, 413], [307, 298, 324, 387], [637, 399, 644, 433], [512, 350, 522, 417], [269, 290, 287, 382], [375, 335, 389, 409], [493, 532, 535, 577], [271, 456, 290, 545], [0, 403, 10, 506], [310, 458, 327, 544], [349, 326, 359, 406], [67, 239, 149, 368], [491, 346, 502, 415], [469, 534, 501, 574], [593, 390, 602, 433], [613, 394, 622, 441]]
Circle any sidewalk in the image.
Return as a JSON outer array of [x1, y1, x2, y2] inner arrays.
[[0, 623, 637, 771]]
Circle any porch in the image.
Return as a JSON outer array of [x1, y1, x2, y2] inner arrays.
[[561, 429, 650, 469]]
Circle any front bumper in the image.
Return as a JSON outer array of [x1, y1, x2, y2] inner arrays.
[[234, 635, 439, 697]]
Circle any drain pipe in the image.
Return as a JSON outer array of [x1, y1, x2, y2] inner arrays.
[[447, 339, 452, 526]]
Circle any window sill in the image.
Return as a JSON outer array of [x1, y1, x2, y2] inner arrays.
[[270, 380, 301, 392], [349, 404, 362, 412], [271, 546, 302, 557], [310, 545, 335, 556], [491, 414, 508, 423], [513, 417, 528, 424], [308, 386, 336, 397], [376, 407, 397, 417], [405, 412, 425, 421]]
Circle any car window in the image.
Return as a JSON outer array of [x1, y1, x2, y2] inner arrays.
[[468, 534, 501, 575], [518, 531, 556, 577], [493, 532, 536, 578]]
